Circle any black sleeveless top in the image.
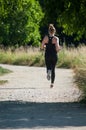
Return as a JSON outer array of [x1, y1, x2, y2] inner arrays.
[[45, 36, 57, 57]]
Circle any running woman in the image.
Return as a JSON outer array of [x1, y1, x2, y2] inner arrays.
[[41, 24, 61, 88]]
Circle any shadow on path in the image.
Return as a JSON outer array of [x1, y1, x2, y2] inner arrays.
[[0, 101, 86, 129]]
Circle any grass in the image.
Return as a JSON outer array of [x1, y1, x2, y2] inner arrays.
[[58, 46, 86, 68], [0, 46, 85, 69], [0, 45, 86, 101], [0, 80, 8, 85], [0, 66, 12, 75], [74, 68, 86, 102], [0, 66, 12, 85], [58, 46, 86, 102], [0, 47, 45, 66]]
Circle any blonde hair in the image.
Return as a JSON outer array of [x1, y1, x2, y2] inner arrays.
[[48, 24, 56, 34]]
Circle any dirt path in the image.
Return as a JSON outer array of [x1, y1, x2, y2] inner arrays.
[[0, 64, 86, 130]]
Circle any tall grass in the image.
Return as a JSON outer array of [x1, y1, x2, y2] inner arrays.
[[58, 46, 86, 101], [0, 47, 45, 66], [74, 68, 86, 102], [0, 46, 85, 68], [58, 46, 86, 68]]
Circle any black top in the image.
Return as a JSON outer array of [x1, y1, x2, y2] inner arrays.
[[45, 36, 57, 57]]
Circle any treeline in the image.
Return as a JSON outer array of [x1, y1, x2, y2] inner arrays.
[[39, 0, 86, 47], [0, 0, 43, 47], [0, 0, 86, 47]]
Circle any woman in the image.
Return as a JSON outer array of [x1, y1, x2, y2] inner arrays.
[[41, 24, 61, 88]]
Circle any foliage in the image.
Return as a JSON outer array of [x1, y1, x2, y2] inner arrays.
[[57, 0, 86, 40], [41, 0, 64, 25], [39, 0, 86, 41], [0, 0, 44, 47], [0, 0, 86, 46]]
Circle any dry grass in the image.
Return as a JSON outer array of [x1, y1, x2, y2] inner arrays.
[[58, 46, 86, 102], [58, 46, 86, 68], [0, 47, 45, 66], [74, 68, 86, 102], [0, 46, 86, 68]]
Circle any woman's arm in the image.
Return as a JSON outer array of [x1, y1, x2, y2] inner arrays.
[[55, 37, 61, 52], [41, 36, 48, 49]]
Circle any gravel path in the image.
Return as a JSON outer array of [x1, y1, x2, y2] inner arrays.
[[0, 64, 81, 102], [0, 64, 86, 130]]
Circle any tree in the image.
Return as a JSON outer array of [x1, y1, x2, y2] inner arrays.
[[38, 0, 65, 40], [57, 0, 86, 40], [39, 0, 86, 42], [0, 0, 44, 47]]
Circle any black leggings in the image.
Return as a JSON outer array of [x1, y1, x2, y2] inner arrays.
[[45, 55, 57, 84]]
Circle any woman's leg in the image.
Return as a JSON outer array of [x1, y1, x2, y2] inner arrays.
[[51, 64, 55, 84], [45, 56, 51, 73], [51, 56, 57, 84], [45, 56, 52, 80]]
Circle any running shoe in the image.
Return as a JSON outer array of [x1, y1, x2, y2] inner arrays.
[[50, 84, 54, 88]]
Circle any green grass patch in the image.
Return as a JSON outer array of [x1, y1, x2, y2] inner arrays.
[[0, 80, 8, 85], [0, 66, 12, 76], [0, 66, 12, 85]]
